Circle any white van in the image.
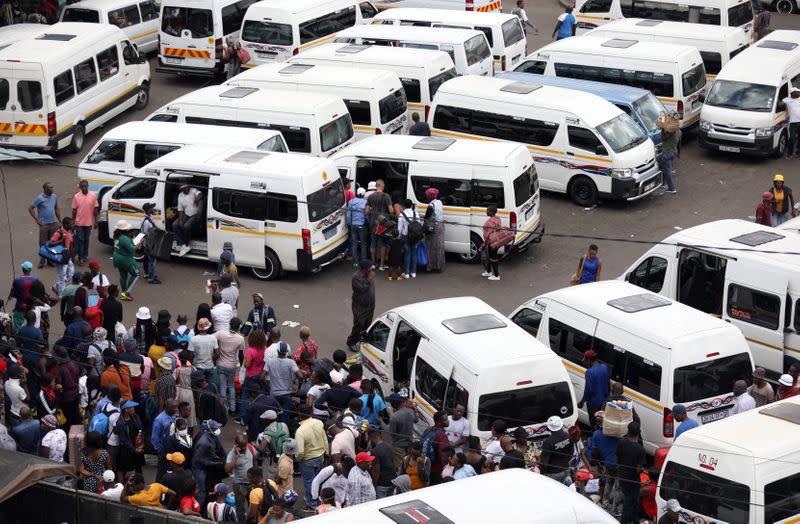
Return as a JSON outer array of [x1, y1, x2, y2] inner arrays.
[[371, 0, 501, 11], [333, 24, 492, 77], [224, 63, 407, 139], [158, 0, 257, 75], [361, 297, 578, 442], [699, 30, 800, 157], [519, 36, 708, 128], [511, 281, 755, 454], [589, 18, 749, 82], [656, 396, 800, 524], [61, 0, 161, 54], [308, 469, 617, 523], [429, 76, 661, 207], [372, 8, 526, 73], [146, 84, 355, 157], [288, 43, 456, 123], [332, 135, 543, 260], [79, 121, 288, 195], [99, 144, 348, 279], [574, 0, 755, 44], [620, 219, 800, 383], [239, 0, 376, 67], [0, 24, 48, 52], [0, 23, 150, 153]]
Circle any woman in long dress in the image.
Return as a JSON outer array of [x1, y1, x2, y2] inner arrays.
[[176, 352, 197, 433], [425, 188, 445, 272]]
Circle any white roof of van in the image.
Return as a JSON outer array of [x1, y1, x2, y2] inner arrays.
[[0, 23, 124, 66], [292, 42, 454, 68], [146, 144, 328, 176], [162, 84, 344, 113], [591, 18, 747, 42], [672, 395, 800, 462], [97, 121, 283, 143], [337, 24, 484, 44], [246, 0, 354, 17], [390, 297, 555, 373], [534, 35, 699, 62], [307, 469, 617, 523], [374, 7, 519, 25], [535, 281, 733, 347], [435, 76, 622, 128], [716, 30, 800, 85], [62, 0, 125, 11], [335, 135, 527, 167], [230, 63, 398, 89]]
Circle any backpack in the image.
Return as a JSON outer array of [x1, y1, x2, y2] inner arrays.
[[258, 479, 279, 516], [423, 206, 435, 234], [83, 286, 101, 308], [407, 219, 424, 244], [144, 395, 158, 425], [261, 423, 289, 460], [84, 299, 104, 329], [420, 426, 445, 461], [173, 329, 190, 346], [209, 393, 229, 427], [89, 406, 119, 438]]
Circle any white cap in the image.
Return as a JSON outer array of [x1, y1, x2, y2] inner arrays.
[[546, 415, 563, 432], [102, 470, 116, 483], [367, 181, 377, 190], [330, 369, 343, 384], [779, 374, 795, 387], [356, 187, 366, 196]]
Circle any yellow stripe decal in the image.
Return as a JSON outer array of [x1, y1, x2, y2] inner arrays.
[[515, 216, 541, 241], [218, 227, 263, 236], [563, 359, 662, 410], [312, 234, 347, 256], [132, 29, 158, 40], [83, 178, 119, 184], [407, 103, 425, 109], [774, 111, 787, 122], [353, 125, 376, 132], [745, 337, 783, 352], [415, 395, 435, 416], [434, 129, 611, 161], [657, 97, 678, 104], [109, 210, 144, 217], [299, 33, 338, 50], [266, 231, 302, 238]]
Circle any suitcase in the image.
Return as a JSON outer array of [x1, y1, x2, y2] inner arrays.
[[67, 424, 85, 473]]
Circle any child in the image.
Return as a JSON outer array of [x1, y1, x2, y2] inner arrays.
[[294, 326, 318, 371], [179, 479, 201, 516], [315, 487, 340, 514], [387, 230, 403, 281], [207, 483, 237, 522], [174, 315, 190, 344]]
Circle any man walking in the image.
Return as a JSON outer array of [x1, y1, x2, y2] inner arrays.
[[71, 180, 99, 266], [175, 183, 204, 256], [578, 350, 610, 429], [768, 174, 795, 226], [30, 182, 61, 268], [551, 5, 576, 40], [512, 0, 537, 35], [616, 422, 646, 524], [50, 217, 75, 297], [347, 259, 375, 352], [661, 125, 681, 194], [782, 87, 800, 159], [295, 404, 329, 510], [671, 404, 698, 440], [346, 187, 369, 263]]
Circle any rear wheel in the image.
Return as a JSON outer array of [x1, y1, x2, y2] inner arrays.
[[459, 232, 483, 264], [776, 0, 795, 14], [69, 124, 85, 153], [569, 176, 599, 207], [251, 249, 283, 280], [134, 84, 150, 110]]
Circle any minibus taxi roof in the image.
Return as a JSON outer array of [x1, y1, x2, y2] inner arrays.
[[334, 135, 528, 168], [0, 22, 124, 67], [374, 7, 521, 25], [673, 395, 800, 463], [337, 24, 485, 44], [498, 71, 655, 106], [591, 17, 748, 43], [93, 121, 285, 144], [62, 0, 131, 12], [534, 281, 735, 348], [715, 30, 800, 85], [246, 0, 355, 18], [531, 35, 700, 63], [159, 84, 345, 114], [229, 63, 399, 90], [389, 296, 555, 375], [292, 42, 455, 69], [434, 75, 622, 128]]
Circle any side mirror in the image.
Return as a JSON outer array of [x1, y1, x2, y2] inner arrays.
[[698, 93, 706, 103], [777, 101, 787, 112], [625, 272, 633, 283], [595, 144, 608, 156]]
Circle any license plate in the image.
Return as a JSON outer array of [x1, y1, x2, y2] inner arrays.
[[323, 221, 340, 240], [525, 205, 536, 220], [164, 57, 182, 64], [0, 135, 10, 142], [643, 180, 657, 192], [256, 51, 277, 57], [719, 145, 740, 153], [700, 408, 730, 424]]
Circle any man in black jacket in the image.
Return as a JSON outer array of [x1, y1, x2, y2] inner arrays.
[[346, 260, 375, 352]]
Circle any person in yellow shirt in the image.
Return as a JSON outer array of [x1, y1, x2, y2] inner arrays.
[[769, 174, 796, 226], [294, 404, 329, 510], [121, 472, 175, 507]]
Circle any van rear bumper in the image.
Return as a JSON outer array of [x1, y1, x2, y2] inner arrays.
[[155, 61, 223, 76], [515, 220, 545, 252], [2, 138, 59, 153], [296, 241, 348, 273]]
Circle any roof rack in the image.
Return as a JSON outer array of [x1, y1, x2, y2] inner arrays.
[[601, 38, 638, 49], [500, 81, 541, 94]]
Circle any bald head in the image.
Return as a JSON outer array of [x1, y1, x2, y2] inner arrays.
[[734, 380, 747, 396], [72, 306, 83, 318]]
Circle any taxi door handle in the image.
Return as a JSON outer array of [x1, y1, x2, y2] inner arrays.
[[215, 219, 220, 229], [567, 151, 575, 156]]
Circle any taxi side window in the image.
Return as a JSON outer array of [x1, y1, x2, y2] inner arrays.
[[511, 307, 542, 337], [366, 321, 391, 351]]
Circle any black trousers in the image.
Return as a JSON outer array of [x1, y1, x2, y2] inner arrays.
[[347, 308, 374, 346]]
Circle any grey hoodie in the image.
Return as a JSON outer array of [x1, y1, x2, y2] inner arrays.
[[391, 474, 411, 494]]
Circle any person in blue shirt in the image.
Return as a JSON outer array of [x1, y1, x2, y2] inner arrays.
[[579, 350, 610, 429], [10, 405, 41, 455], [586, 427, 619, 467], [347, 187, 369, 264], [30, 182, 61, 269], [672, 404, 699, 440], [552, 6, 577, 41], [152, 399, 179, 455], [359, 379, 388, 429]]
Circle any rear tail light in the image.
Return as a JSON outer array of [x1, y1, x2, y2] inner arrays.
[[466, 0, 474, 10], [302, 228, 311, 252], [47, 112, 56, 137], [654, 446, 670, 470], [676, 100, 684, 120], [293, 48, 299, 56], [510, 211, 517, 233], [375, 128, 382, 135], [424, 105, 430, 121], [501, 55, 506, 70], [215, 38, 223, 60], [663, 407, 674, 438]]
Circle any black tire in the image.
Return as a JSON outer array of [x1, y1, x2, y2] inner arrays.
[[134, 84, 150, 111], [251, 249, 283, 280], [776, 0, 795, 14], [69, 124, 85, 153], [459, 232, 483, 264], [773, 131, 788, 158], [569, 176, 599, 207]]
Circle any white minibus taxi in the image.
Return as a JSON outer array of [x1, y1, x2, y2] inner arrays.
[[574, 0, 755, 44], [158, 0, 256, 75], [589, 18, 749, 82], [79, 121, 288, 195], [332, 135, 543, 260], [657, 396, 800, 524], [699, 30, 800, 157], [0, 23, 150, 153], [146, 84, 355, 157], [371, 0, 501, 12], [429, 76, 661, 207], [309, 469, 617, 523], [333, 24, 492, 77], [288, 43, 456, 123], [372, 8, 525, 73], [361, 297, 578, 443], [239, 0, 376, 67], [61, 0, 161, 54], [620, 219, 800, 383], [0, 24, 47, 52], [518, 36, 708, 128], [99, 145, 348, 279], [225, 63, 406, 139], [511, 281, 754, 454]]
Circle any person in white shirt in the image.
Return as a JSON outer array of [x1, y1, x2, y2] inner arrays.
[[266, 328, 289, 359], [783, 87, 800, 159], [397, 199, 420, 279], [100, 469, 124, 500], [4, 365, 27, 424], [311, 460, 351, 506], [445, 403, 470, 453], [729, 380, 756, 416], [210, 292, 233, 332], [511, 0, 538, 34], [175, 184, 204, 256]]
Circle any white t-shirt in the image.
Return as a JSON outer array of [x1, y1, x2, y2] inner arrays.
[[783, 96, 800, 123], [4, 378, 27, 416], [33, 303, 50, 329], [445, 416, 470, 450], [210, 303, 233, 332], [177, 188, 202, 217], [266, 341, 290, 359], [512, 6, 529, 23], [189, 333, 219, 370], [92, 274, 111, 289], [105, 406, 122, 446], [308, 383, 330, 416], [484, 439, 505, 464], [101, 483, 125, 501]]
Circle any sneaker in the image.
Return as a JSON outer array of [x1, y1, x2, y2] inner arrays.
[[411, 273, 416, 278], [488, 275, 501, 281], [481, 271, 491, 277], [178, 245, 191, 257], [665, 189, 677, 194], [120, 292, 133, 301], [379, 265, 387, 272], [402, 273, 410, 279], [37, 259, 45, 269], [151, 278, 162, 285], [387, 276, 393, 281]]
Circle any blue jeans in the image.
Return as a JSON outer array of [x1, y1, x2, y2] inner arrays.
[[300, 455, 325, 508], [349, 224, 368, 261], [218, 366, 236, 412], [174, 214, 198, 247], [198, 367, 218, 393], [74, 225, 91, 261], [192, 466, 207, 508], [54, 259, 74, 296], [239, 376, 263, 415], [403, 236, 418, 275], [144, 254, 156, 280], [370, 232, 387, 255], [773, 212, 790, 226], [376, 485, 394, 499], [661, 151, 676, 191], [274, 394, 293, 423]]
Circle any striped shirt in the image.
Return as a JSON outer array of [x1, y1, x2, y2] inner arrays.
[[155, 372, 176, 406], [345, 467, 375, 506]]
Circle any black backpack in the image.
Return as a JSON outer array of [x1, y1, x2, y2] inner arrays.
[[258, 480, 279, 516]]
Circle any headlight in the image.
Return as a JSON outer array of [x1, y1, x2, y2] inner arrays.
[[755, 127, 774, 137], [698, 119, 711, 131], [612, 168, 633, 178]]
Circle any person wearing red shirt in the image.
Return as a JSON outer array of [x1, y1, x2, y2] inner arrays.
[[756, 191, 773, 226], [179, 480, 202, 516], [640, 467, 659, 522]]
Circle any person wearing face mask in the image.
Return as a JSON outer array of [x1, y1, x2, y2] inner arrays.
[[192, 419, 226, 509]]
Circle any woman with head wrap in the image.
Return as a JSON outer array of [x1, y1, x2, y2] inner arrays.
[[424, 187, 445, 272]]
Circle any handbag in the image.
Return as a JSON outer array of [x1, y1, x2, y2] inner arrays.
[[39, 231, 70, 265], [570, 255, 586, 285], [423, 205, 435, 234], [416, 242, 428, 267], [487, 228, 515, 251]]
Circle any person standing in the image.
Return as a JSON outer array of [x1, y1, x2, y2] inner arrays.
[[295, 404, 329, 510], [346, 187, 369, 264], [189, 318, 219, 389], [425, 411, 451, 485], [749, 367, 776, 407], [265, 342, 304, 420], [115, 400, 145, 479], [345, 452, 376, 506], [408, 113, 431, 136], [368, 430, 396, 498], [481, 205, 502, 281], [224, 432, 255, 522], [616, 422, 646, 524], [223, 36, 242, 80], [175, 183, 204, 256], [71, 180, 99, 266], [243, 292, 277, 336], [538, 416, 571, 481], [756, 191, 774, 226], [140, 203, 162, 284], [573, 244, 602, 284], [151, 399, 178, 459], [49, 217, 75, 297], [730, 379, 756, 416], [671, 404, 698, 440], [210, 292, 233, 333], [192, 420, 226, 509], [424, 188, 445, 273], [659, 133, 682, 195], [551, 5, 576, 40], [346, 259, 375, 352], [112, 221, 139, 301], [445, 403, 469, 453], [398, 199, 420, 279], [8, 260, 39, 331], [366, 179, 393, 271], [769, 174, 795, 226], [511, 0, 537, 34], [783, 87, 800, 159], [216, 317, 245, 418], [578, 350, 610, 429], [30, 182, 61, 269]]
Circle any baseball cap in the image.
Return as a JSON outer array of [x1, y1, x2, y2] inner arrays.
[[763, 191, 774, 200], [260, 410, 278, 421], [213, 483, 229, 495], [779, 374, 795, 387], [666, 499, 681, 512], [546, 415, 563, 432], [356, 187, 366, 196], [88, 259, 101, 270], [355, 451, 375, 464], [386, 393, 404, 405], [21, 261, 33, 271], [583, 349, 597, 360], [166, 452, 185, 465], [220, 250, 233, 263], [277, 343, 289, 354], [223, 241, 234, 251], [102, 470, 116, 483], [358, 259, 372, 269], [672, 404, 687, 415]]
